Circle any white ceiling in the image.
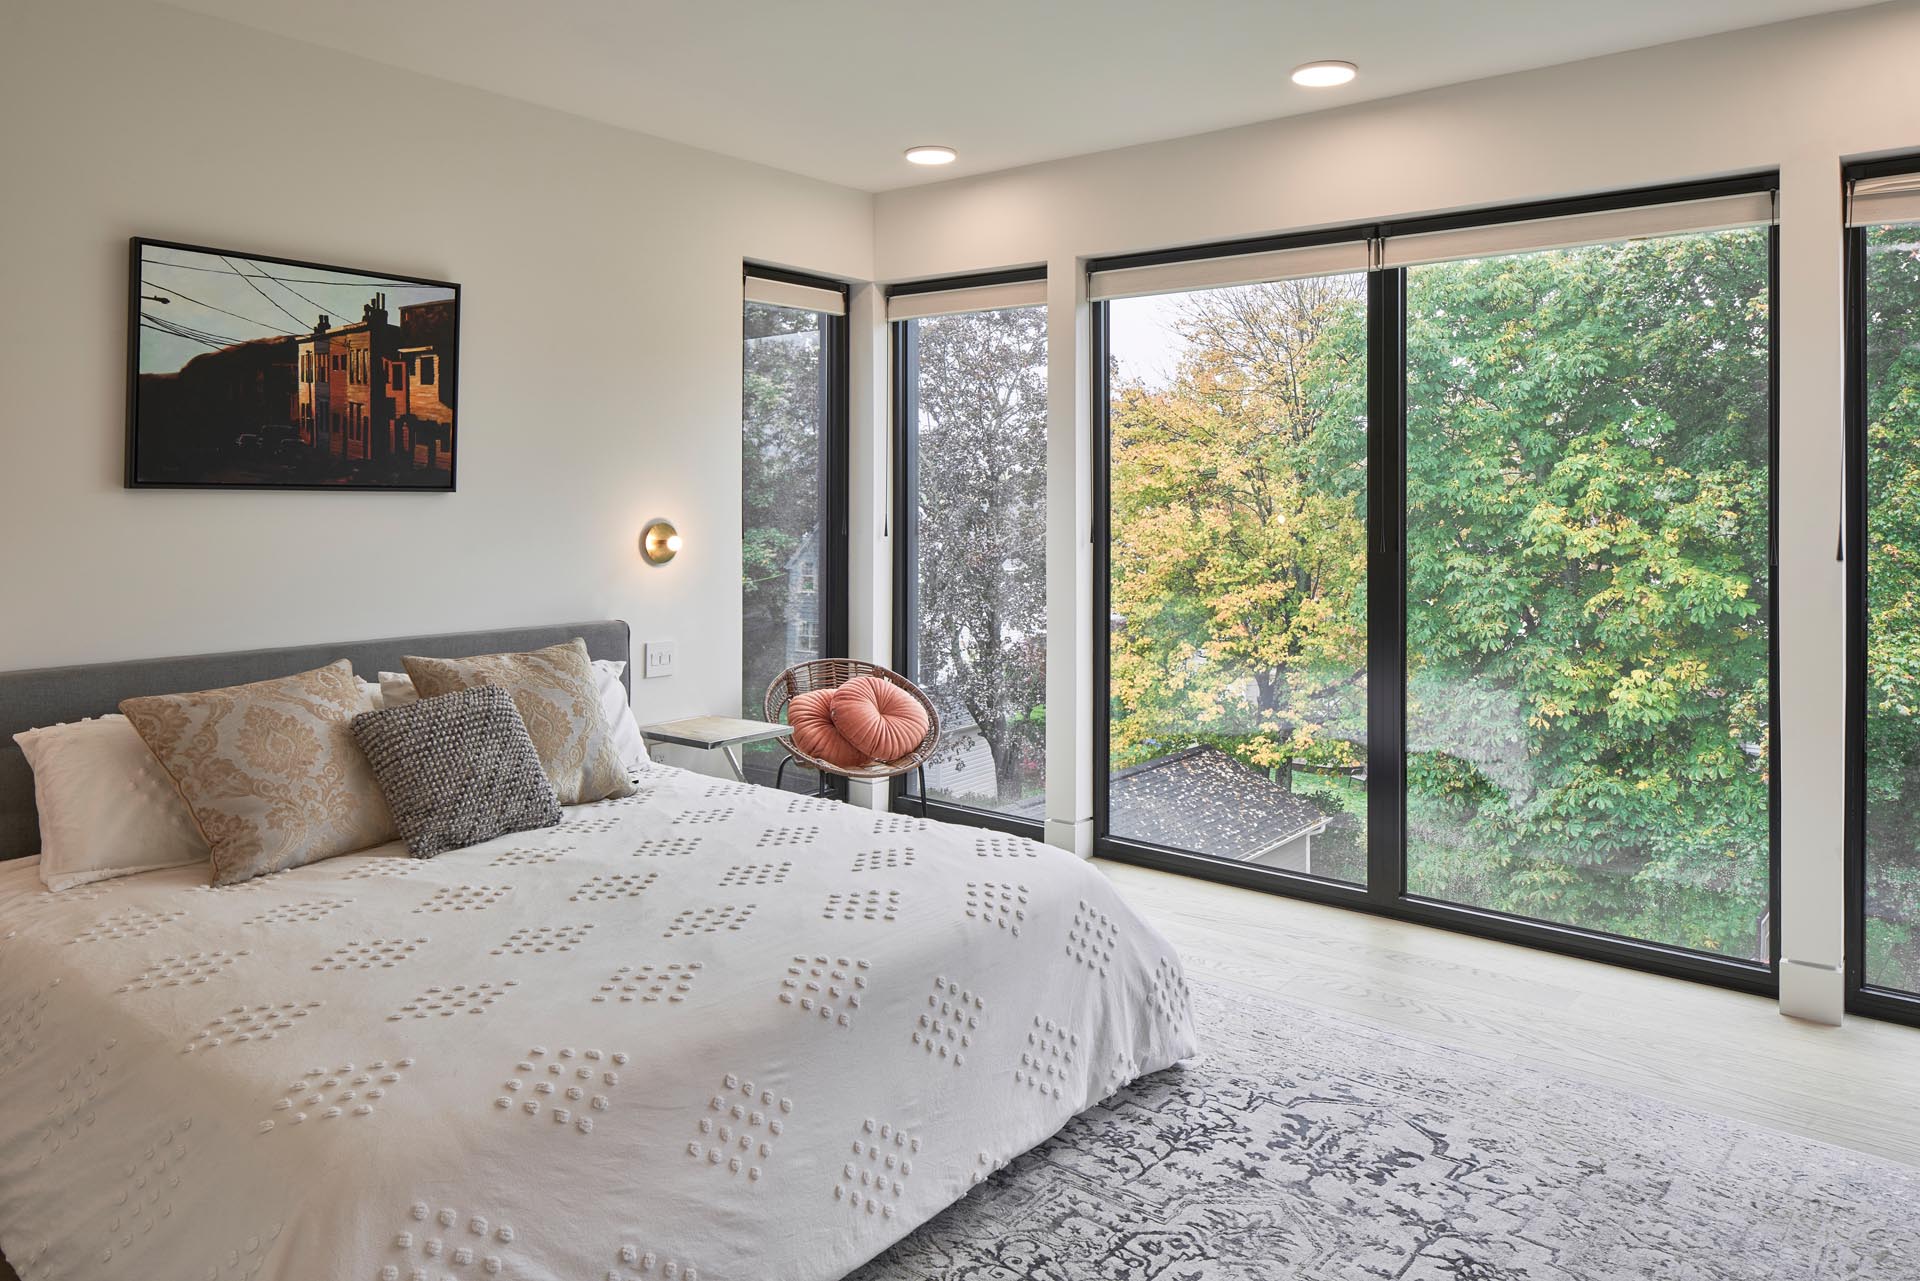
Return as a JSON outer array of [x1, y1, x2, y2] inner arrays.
[[164, 0, 1880, 192]]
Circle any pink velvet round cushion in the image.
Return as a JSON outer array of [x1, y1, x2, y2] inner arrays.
[[830, 675, 929, 763], [786, 687, 870, 769]]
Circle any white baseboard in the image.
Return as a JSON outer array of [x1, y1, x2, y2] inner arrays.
[[1046, 816, 1094, 858], [1778, 956, 1844, 1026]]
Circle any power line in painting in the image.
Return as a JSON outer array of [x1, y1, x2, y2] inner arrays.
[[219, 253, 307, 328], [143, 254, 442, 289], [244, 259, 331, 316], [140, 279, 301, 336], [141, 310, 259, 349]]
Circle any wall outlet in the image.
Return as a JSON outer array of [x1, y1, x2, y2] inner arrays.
[[642, 641, 676, 680]]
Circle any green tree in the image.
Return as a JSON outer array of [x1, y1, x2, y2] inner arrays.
[[742, 303, 826, 722], [1862, 222, 1920, 989], [1403, 231, 1773, 957], [1108, 276, 1369, 785], [1106, 230, 1775, 955], [911, 308, 1049, 805]]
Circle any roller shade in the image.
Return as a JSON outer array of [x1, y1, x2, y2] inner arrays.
[[1089, 239, 1370, 301], [886, 277, 1047, 322], [743, 274, 846, 317], [1848, 173, 1920, 228], [1381, 190, 1774, 269]]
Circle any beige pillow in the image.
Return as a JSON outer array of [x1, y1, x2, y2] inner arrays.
[[403, 639, 636, 805], [120, 660, 394, 886], [381, 660, 649, 771]]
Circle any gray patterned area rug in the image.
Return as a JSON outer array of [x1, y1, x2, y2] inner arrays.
[[852, 979, 1920, 1280]]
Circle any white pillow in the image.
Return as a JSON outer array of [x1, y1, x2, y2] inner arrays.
[[377, 669, 418, 708], [13, 715, 208, 891], [377, 660, 648, 771], [593, 661, 651, 773]]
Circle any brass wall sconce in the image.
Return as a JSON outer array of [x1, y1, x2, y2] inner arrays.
[[641, 519, 681, 565]]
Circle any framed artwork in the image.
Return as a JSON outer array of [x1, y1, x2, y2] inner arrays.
[[126, 238, 460, 490]]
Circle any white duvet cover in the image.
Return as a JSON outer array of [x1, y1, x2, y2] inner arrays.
[[0, 763, 1195, 1281]]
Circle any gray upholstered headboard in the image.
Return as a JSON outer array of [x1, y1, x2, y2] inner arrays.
[[0, 620, 631, 861]]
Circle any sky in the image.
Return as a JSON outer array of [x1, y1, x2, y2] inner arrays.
[[1107, 291, 1189, 392], [1108, 271, 1373, 392], [136, 245, 456, 374]]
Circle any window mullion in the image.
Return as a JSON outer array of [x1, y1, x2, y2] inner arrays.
[[1366, 265, 1408, 907]]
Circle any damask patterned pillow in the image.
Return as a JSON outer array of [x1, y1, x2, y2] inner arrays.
[[350, 685, 560, 857], [120, 660, 395, 886], [403, 638, 637, 805]]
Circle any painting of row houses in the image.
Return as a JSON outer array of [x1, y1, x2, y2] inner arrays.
[[294, 295, 457, 471], [128, 239, 459, 490]]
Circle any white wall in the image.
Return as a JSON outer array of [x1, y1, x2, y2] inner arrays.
[[0, 0, 873, 764], [872, 4, 1920, 275], [870, 0, 1920, 1023]]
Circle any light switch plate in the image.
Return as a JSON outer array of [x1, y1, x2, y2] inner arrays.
[[642, 641, 676, 680]]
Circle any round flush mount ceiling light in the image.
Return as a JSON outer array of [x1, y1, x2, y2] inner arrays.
[[904, 145, 958, 166], [1290, 60, 1358, 88]]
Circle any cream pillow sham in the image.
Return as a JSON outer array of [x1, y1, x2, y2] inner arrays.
[[379, 660, 649, 772], [13, 715, 208, 891], [402, 639, 636, 805], [120, 660, 394, 886]]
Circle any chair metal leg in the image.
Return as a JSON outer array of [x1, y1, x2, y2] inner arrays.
[[775, 757, 791, 792], [916, 765, 930, 818]]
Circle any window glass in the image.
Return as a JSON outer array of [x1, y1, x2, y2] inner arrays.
[[1862, 216, 1920, 994], [900, 306, 1049, 816], [1105, 275, 1369, 880], [743, 299, 830, 789], [1403, 226, 1773, 958]]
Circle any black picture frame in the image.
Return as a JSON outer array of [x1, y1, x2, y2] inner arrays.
[[126, 237, 461, 492]]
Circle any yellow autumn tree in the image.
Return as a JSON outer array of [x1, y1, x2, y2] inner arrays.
[[1108, 276, 1370, 787]]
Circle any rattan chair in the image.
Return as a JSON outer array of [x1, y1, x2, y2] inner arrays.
[[764, 659, 941, 813]]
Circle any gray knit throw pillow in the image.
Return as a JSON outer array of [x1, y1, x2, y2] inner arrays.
[[350, 684, 561, 857]]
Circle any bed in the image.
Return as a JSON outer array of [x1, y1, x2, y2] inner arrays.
[[0, 622, 1197, 1281]]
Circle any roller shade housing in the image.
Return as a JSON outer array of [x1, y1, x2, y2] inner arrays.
[[1087, 185, 1774, 303], [744, 274, 846, 316], [1090, 240, 1370, 302], [886, 277, 1047, 322], [1382, 191, 1774, 269], [1849, 173, 1920, 228]]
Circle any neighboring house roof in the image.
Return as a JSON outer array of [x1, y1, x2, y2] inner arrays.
[[1012, 744, 1333, 859]]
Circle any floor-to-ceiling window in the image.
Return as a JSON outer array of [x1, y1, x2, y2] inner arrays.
[[1400, 218, 1774, 960], [1849, 159, 1920, 1023], [1094, 178, 1778, 991], [742, 267, 848, 789], [890, 272, 1048, 829], [1099, 247, 1370, 882]]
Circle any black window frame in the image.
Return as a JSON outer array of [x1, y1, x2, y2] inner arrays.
[[1844, 152, 1920, 1028], [742, 263, 852, 796], [888, 267, 1050, 837], [1091, 173, 1782, 998]]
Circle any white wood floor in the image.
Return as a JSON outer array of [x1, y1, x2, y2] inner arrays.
[[1098, 859, 1920, 1168]]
